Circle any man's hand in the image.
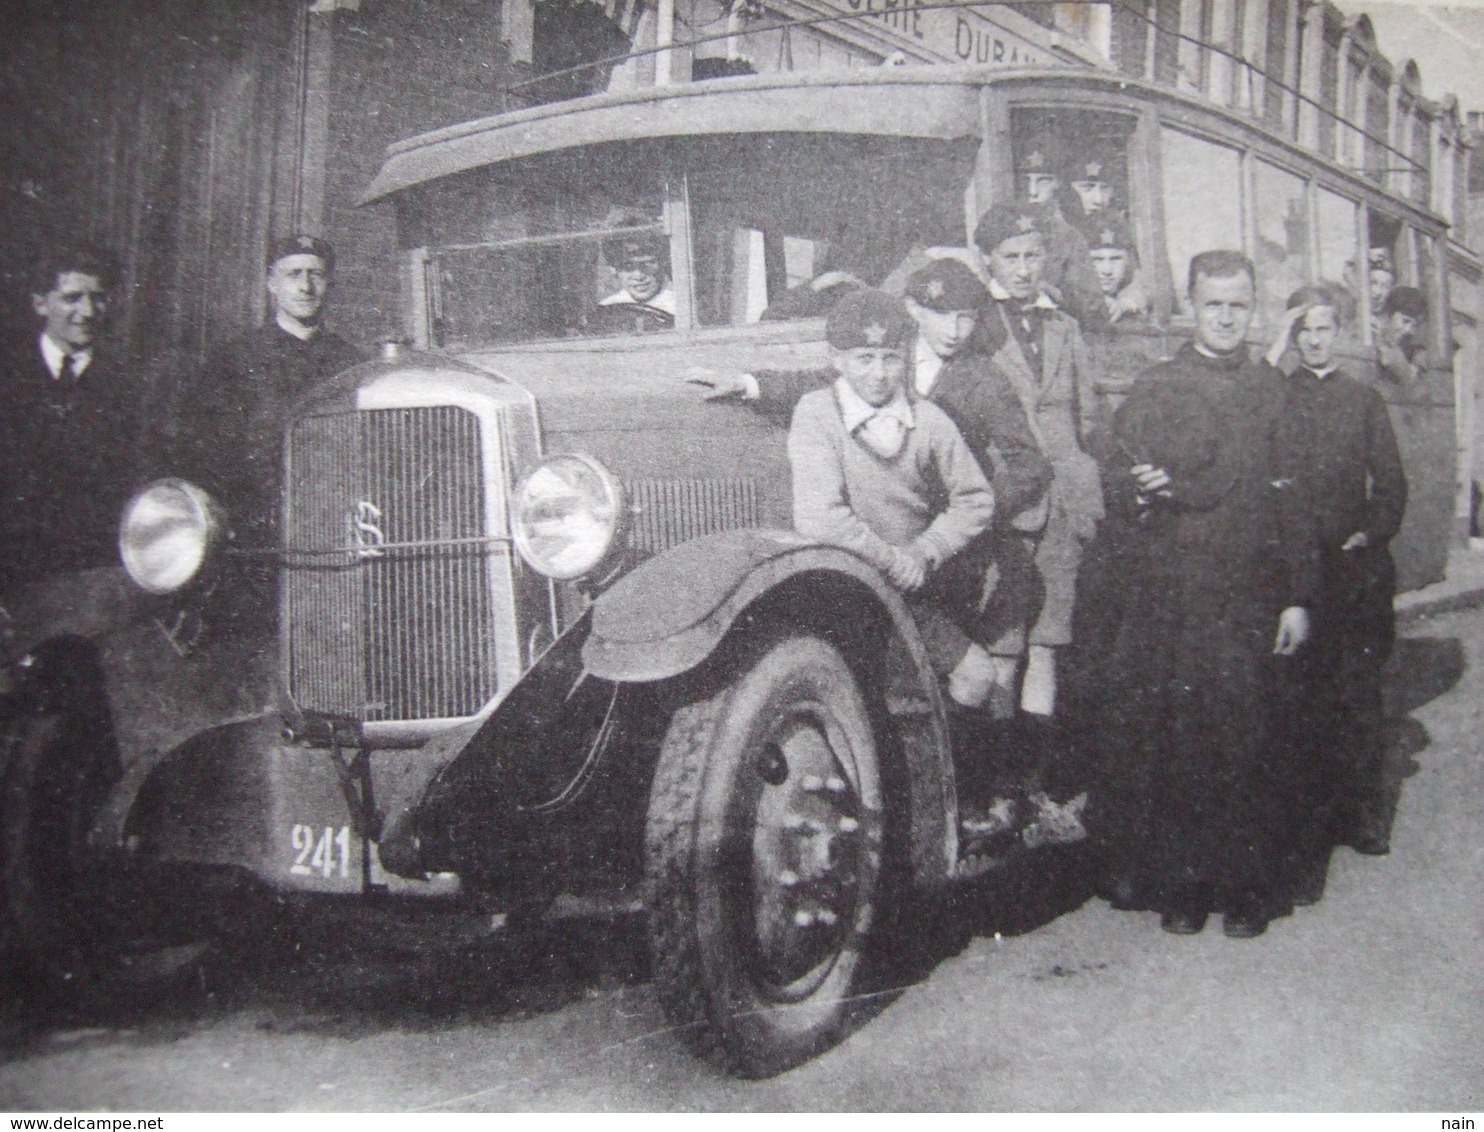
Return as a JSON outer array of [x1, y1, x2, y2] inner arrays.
[[1130, 463, 1172, 506], [1273, 605, 1310, 655], [1341, 531, 1370, 551], [810, 269, 864, 293], [1265, 303, 1308, 367], [885, 546, 929, 592], [685, 367, 753, 401]]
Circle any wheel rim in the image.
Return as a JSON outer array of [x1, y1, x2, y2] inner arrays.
[[747, 703, 872, 1001]]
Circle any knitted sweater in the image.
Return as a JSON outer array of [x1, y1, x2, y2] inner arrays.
[[787, 385, 995, 577]]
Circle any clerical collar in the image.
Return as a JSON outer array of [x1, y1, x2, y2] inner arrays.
[[276, 311, 320, 341], [1301, 363, 1339, 380], [1193, 342, 1244, 361], [39, 333, 92, 379], [987, 277, 1057, 310]]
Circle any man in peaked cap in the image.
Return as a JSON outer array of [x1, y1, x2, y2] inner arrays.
[[586, 227, 676, 335], [165, 233, 361, 549]]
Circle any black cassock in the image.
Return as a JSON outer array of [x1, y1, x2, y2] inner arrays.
[[1092, 343, 1317, 918]]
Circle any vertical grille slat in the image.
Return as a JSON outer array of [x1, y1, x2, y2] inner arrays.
[[286, 405, 499, 722], [626, 477, 760, 555]]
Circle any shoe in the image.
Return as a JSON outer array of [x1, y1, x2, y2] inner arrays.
[[1222, 910, 1269, 938], [1160, 909, 1208, 934], [1021, 791, 1088, 848], [960, 797, 1017, 849]]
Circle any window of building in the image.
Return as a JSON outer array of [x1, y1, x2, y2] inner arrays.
[[1160, 126, 1243, 314], [1317, 21, 1342, 160], [1364, 66, 1391, 186], [1253, 159, 1309, 327]]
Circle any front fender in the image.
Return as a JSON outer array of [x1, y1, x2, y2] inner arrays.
[[584, 528, 960, 886]]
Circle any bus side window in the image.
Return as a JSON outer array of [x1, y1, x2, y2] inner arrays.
[[1253, 159, 1309, 331], [1315, 186, 1362, 338], [1159, 126, 1243, 318]]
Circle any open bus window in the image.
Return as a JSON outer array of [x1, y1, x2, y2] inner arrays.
[[1253, 159, 1310, 330], [411, 149, 669, 346], [1010, 107, 1142, 327], [684, 134, 977, 325], [1160, 126, 1243, 318]]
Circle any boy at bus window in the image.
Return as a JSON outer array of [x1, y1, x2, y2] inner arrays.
[[1079, 214, 1152, 327], [1265, 283, 1407, 894], [1012, 135, 1106, 330], [1376, 286, 1427, 385], [585, 229, 675, 335], [1367, 247, 1396, 321]]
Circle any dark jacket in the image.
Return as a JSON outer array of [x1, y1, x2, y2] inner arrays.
[[166, 321, 361, 545], [0, 336, 148, 590]]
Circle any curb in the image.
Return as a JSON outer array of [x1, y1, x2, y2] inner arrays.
[[1396, 585, 1484, 625]]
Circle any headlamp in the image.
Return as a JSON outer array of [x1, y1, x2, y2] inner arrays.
[[511, 455, 623, 580], [119, 479, 224, 594]]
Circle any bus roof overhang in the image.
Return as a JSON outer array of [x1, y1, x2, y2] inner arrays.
[[360, 68, 985, 204]]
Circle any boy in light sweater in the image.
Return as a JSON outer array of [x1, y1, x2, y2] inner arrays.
[[790, 289, 1072, 843]]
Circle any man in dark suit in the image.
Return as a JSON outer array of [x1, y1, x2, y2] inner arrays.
[[167, 234, 361, 547], [0, 244, 146, 591]]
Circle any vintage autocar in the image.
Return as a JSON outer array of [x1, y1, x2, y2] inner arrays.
[[0, 64, 1457, 1077]]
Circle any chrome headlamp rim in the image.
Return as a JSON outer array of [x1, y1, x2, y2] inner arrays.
[[511, 453, 624, 581], [118, 478, 224, 595]]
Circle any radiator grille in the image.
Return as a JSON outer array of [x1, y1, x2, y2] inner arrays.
[[284, 406, 499, 722], [625, 477, 760, 554]]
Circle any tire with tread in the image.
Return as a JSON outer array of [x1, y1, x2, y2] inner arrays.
[[645, 634, 884, 1077]]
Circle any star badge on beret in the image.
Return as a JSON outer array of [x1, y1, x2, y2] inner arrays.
[[1084, 160, 1103, 178], [926, 279, 946, 300], [1100, 228, 1117, 246], [1026, 150, 1047, 169], [864, 323, 887, 346], [295, 235, 316, 252], [1016, 215, 1037, 232]]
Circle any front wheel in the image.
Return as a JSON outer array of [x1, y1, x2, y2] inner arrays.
[[645, 634, 884, 1078]]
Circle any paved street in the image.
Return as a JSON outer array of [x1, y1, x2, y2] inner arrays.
[[2, 608, 1481, 1112]]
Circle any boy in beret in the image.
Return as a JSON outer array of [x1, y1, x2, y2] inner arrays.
[[1376, 285, 1428, 385], [1081, 213, 1152, 327], [787, 289, 1000, 714], [1013, 135, 1105, 330], [973, 203, 1105, 758]]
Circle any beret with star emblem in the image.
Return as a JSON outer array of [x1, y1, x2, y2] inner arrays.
[[268, 233, 335, 272], [825, 288, 914, 351], [1017, 135, 1066, 176], [1079, 212, 1136, 255], [905, 258, 988, 313], [973, 201, 1046, 255]]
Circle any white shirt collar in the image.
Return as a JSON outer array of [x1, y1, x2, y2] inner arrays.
[[598, 283, 677, 316], [39, 333, 92, 379], [1302, 362, 1339, 379], [834, 376, 914, 434], [914, 334, 944, 397], [276, 311, 319, 342], [987, 277, 1057, 309]]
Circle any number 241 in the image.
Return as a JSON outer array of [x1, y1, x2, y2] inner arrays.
[[291, 824, 352, 879]]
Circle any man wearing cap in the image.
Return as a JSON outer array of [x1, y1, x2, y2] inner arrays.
[[1376, 285, 1428, 385], [1, 243, 146, 590], [1265, 283, 1406, 884], [167, 234, 360, 546], [973, 201, 1105, 763], [585, 230, 675, 335], [1014, 137, 1106, 330]]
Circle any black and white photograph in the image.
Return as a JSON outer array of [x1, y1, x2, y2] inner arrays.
[[0, 0, 1481, 1112]]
